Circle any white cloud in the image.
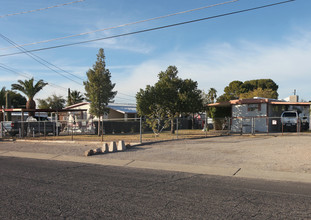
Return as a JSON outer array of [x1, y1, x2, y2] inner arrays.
[[116, 29, 311, 101], [114, 61, 163, 96], [77, 19, 155, 54], [0, 75, 23, 83], [35, 81, 85, 102]]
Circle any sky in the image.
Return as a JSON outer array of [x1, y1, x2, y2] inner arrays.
[[0, 0, 311, 104]]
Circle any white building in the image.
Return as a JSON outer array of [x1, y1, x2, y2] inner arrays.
[[63, 102, 137, 121], [209, 97, 310, 133]]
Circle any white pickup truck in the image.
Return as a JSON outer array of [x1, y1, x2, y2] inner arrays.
[[281, 111, 309, 132]]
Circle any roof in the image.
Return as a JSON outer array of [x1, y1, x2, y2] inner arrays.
[[1, 108, 87, 112], [269, 101, 311, 106], [64, 102, 90, 109], [208, 98, 311, 107], [65, 102, 137, 114], [108, 103, 137, 114]]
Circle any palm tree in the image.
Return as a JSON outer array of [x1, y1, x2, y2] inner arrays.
[[207, 88, 217, 104], [67, 90, 84, 106], [11, 78, 48, 115]]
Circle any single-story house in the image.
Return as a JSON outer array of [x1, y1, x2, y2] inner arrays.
[[209, 96, 310, 133], [62, 102, 137, 122], [59, 102, 138, 134]]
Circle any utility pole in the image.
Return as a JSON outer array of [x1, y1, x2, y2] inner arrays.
[[5, 92, 11, 121]]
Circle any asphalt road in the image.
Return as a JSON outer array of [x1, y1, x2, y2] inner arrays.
[[1, 157, 311, 219]]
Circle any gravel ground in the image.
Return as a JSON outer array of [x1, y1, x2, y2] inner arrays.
[[102, 135, 311, 174], [1, 134, 311, 175]]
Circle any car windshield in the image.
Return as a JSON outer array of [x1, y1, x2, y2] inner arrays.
[[34, 116, 49, 121], [283, 112, 297, 117]]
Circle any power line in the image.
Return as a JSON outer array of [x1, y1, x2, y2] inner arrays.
[[0, 33, 83, 85], [118, 92, 136, 98], [115, 96, 136, 102], [0, 0, 238, 50], [34, 57, 85, 81], [0, 63, 32, 79], [0, 63, 67, 91], [0, 62, 135, 99], [0, 0, 86, 18], [0, 0, 296, 57]]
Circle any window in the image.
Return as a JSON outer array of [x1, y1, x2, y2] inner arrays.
[[248, 104, 261, 111], [282, 112, 297, 117]]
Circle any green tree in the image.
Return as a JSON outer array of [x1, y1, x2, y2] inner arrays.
[[8, 91, 27, 108], [239, 88, 278, 99], [136, 85, 170, 135], [179, 79, 204, 129], [223, 80, 243, 100], [218, 79, 279, 102], [37, 99, 49, 109], [207, 88, 217, 104], [84, 48, 117, 135], [1, 87, 27, 108], [11, 78, 48, 116], [0, 87, 5, 107], [67, 89, 84, 106], [241, 79, 278, 96], [155, 66, 181, 134], [136, 66, 203, 134], [38, 94, 66, 110], [204, 88, 217, 119]]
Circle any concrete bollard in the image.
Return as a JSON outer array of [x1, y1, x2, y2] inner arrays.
[[84, 150, 91, 157], [108, 141, 117, 152], [95, 148, 102, 154], [101, 143, 109, 153], [84, 149, 95, 157], [117, 140, 125, 151]]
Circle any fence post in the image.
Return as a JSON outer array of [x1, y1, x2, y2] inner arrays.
[[281, 117, 284, 136], [56, 118, 58, 137], [21, 121, 24, 138], [71, 124, 74, 141], [176, 117, 178, 139], [140, 116, 142, 144], [251, 117, 254, 135], [205, 112, 208, 138], [240, 118, 243, 135], [101, 119, 104, 142], [38, 121, 41, 136], [267, 117, 269, 135], [0, 122, 2, 138], [228, 117, 231, 133], [44, 121, 46, 139], [53, 121, 55, 137], [297, 116, 300, 135]]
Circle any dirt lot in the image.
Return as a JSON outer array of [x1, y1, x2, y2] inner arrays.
[[1, 134, 311, 176], [99, 134, 311, 175]]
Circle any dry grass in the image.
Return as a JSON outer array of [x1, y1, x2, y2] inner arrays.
[[15, 129, 225, 143]]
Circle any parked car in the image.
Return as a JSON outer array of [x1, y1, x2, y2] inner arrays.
[[1, 121, 13, 137], [8, 116, 60, 136], [281, 111, 309, 132]]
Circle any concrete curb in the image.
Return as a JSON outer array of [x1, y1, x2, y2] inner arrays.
[[1, 150, 310, 184]]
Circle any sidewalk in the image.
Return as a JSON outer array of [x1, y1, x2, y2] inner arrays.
[[1, 135, 311, 183]]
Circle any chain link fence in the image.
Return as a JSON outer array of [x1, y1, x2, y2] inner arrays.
[[230, 116, 310, 134], [1, 116, 309, 141]]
